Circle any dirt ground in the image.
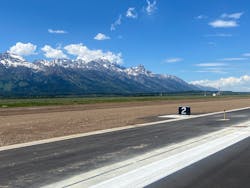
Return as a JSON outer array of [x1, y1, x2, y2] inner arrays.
[[0, 97, 250, 147]]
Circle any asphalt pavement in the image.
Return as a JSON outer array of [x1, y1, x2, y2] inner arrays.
[[0, 108, 250, 187], [147, 137, 250, 188]]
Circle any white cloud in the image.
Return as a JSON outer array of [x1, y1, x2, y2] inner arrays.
[[209, 20, 238, 28], [209, 12, 243, 28], [196, 63, 227, 67], [64, 43, 123, 64], [145, 0, 157, 15], [111, 15, 122, 31], [196, 15, 208, 19], [94, 33, 110, 40], [221, 12, 244, 20], [9, 42, 37, 56], [48, 29, 67, 34], [126, 7, 137, 19], [165, 58, 183, 63], [195, 63, 228, 74], [219, 57, 247, 61], [41, 45, 67, 59], [196, 69, 227, 74], [190, 75, 250, 91]]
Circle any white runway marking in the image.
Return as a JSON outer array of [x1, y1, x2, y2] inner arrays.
[[158, 114, 197, 119], [89, 127, 250, 188], [216, 119, 230, 121]]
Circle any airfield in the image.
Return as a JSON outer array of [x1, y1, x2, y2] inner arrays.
[[1, 96, 250, 146], [0, 96, 250, 187]]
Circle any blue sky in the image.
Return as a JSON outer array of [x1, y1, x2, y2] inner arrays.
[[1, 0, 250, 91]]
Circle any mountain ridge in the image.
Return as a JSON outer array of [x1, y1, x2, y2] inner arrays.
[[0, 52, 215, 96]]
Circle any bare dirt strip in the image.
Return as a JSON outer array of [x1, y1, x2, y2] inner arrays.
[[0, 97, 250, 147]]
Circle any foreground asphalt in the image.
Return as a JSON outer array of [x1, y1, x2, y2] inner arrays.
[[148, 137, 250, 188], [0, 108, 250, 187]]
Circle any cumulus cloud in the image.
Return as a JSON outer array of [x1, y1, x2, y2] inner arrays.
[[145, 0, 157, 15], [64, 43, 123, 64], [209, 20, 238, 28], [48, 29, 67, 34], [111, 15, 122, 31], [221, 12, 244, 20], [9, 42, 37, 56], [126, 7, 137, 19], [94, 33, 110, 40], [190, 75, 250, 92], [41, 45, 68, 59], [165, 58, 183, 63]]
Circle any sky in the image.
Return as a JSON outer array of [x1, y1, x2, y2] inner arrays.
[[0, 0, 250, 91]]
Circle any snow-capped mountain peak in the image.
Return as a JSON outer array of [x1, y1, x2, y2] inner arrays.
[[0, 52, 40, 70], [0, 52, 25, 62], [0, 52, 214, 96], [125, 64, 152, 76]]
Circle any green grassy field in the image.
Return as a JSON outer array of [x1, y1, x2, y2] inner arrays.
[[0, 93, 250, 108]]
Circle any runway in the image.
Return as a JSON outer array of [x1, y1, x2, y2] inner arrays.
[[148, 137, 250, 188], [0, 108, 250, 187]]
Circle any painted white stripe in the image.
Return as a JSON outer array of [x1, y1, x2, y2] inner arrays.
[[1, 106, 249, 152], [89, 129, 250, 188], [158, 114, 198, 119]]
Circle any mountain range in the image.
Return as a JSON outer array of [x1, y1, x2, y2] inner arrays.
[[0, 53, 215, 96]]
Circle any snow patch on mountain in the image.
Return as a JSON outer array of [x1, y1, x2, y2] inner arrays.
[[125, 64, 153, 77], [0, 53, 40, 70], [0, 53, 155, 77]]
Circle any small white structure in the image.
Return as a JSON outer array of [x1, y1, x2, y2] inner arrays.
[[212, 93, 217, 97]]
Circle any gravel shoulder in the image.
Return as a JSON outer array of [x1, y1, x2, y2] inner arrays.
[[0, 97, 250, 146]]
